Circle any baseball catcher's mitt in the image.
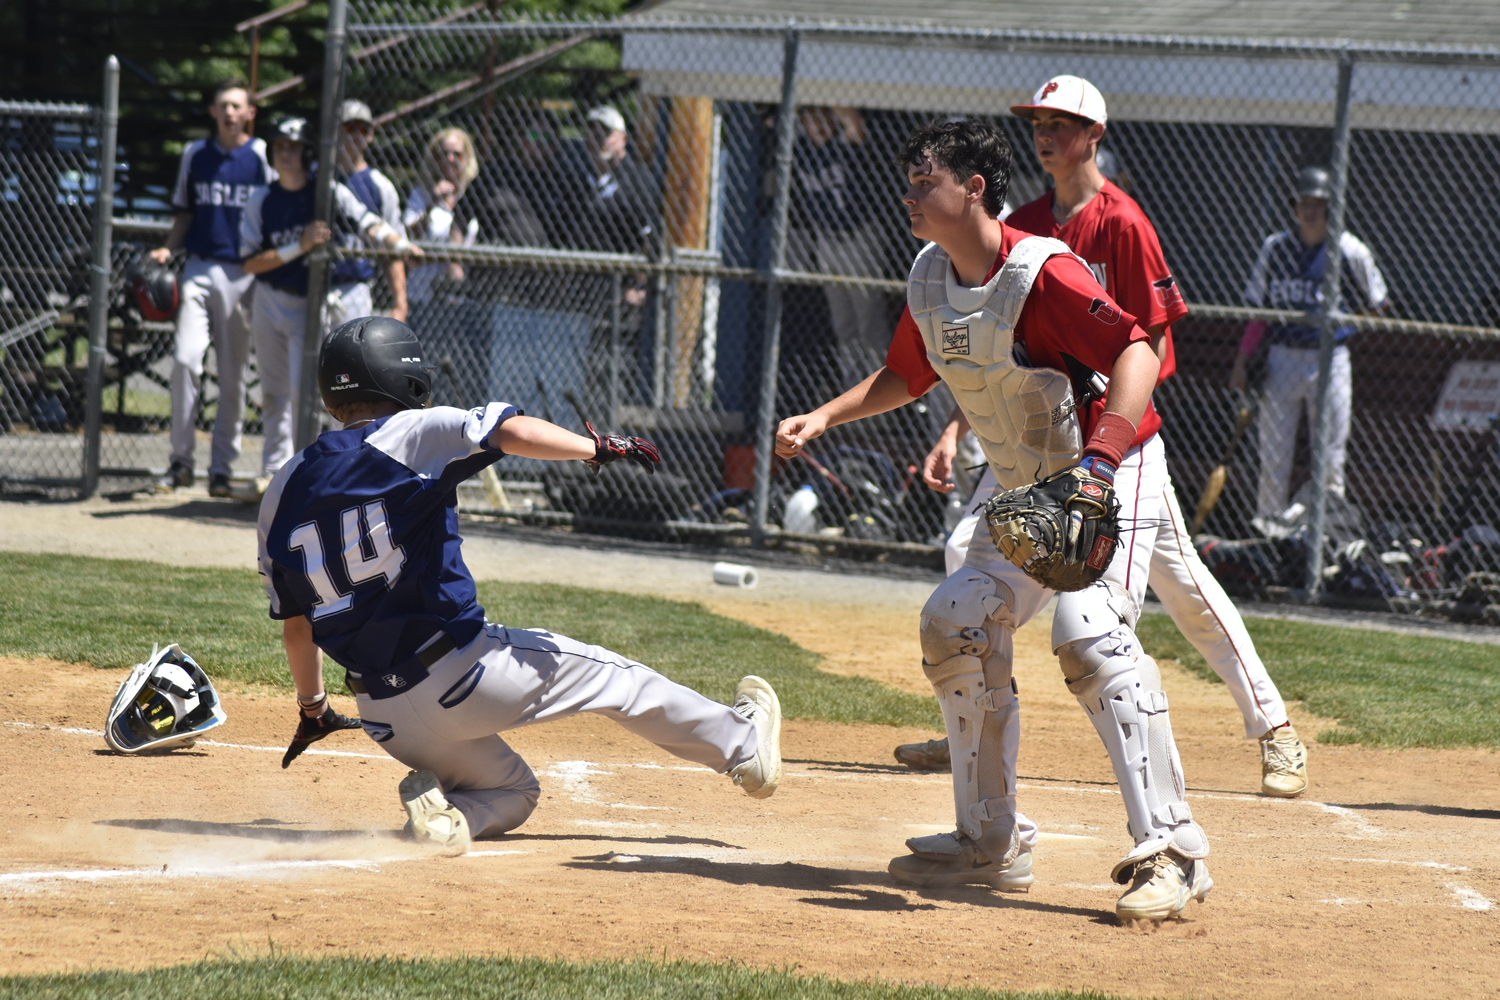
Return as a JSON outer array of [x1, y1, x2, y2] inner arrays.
[[983, 465, 1120, 592]]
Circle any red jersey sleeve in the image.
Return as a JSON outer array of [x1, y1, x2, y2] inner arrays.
[[1019, 253, 1148, 375], [1018, 253, 1162, 448], [1111, 221, 1188, 333], [884, 304, 939, 397]]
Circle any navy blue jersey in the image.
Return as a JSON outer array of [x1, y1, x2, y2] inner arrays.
[[257, 404, 516, 696], [1243, 230, 1389, 345], [171, 138, 274, 262], [333, 166, 401, 286], [241, 180, 383, 297]]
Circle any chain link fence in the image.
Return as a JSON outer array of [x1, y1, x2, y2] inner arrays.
[[0, 100, 103, 490], [9, 12, 1499, 617], [327, 8, 1500, 613]]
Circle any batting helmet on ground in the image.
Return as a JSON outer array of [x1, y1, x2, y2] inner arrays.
[[319, 316, 435, 411], [127, 256, 179, 321]]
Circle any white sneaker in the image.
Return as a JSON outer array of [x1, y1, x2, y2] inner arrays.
[[728, 675, 782, 799], [890, 831, 1033, 891], [1115, 852, 1212, 923], [398, 769, 470, 856], [1260, 724, 1308, 797]]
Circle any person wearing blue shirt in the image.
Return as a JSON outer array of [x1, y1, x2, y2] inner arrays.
[[240, 118, 421, 489], [257, 318, 783, 853], [1233, 166, 1390, 524], [334, 99, 409, 326], [151, 80, 274, 497]]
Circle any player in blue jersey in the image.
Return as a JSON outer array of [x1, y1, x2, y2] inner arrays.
[[335, 100, 408, 325], [240, 117, 421, 486], [257, 318, 783, 853], [1231, 166, 1390, 524], [151, 80, 275, 497]]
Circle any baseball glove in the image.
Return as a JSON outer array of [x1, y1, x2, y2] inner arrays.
[[585, 421, 662, 475], [982, 465, 1120, 592], [281, 703, 362, 768]]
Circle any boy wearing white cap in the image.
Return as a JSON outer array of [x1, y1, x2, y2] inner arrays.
[[900, 75, 1308, 798]]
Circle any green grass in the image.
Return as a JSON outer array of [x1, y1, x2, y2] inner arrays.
[[1135, 611, 1500, 749], [0, 551, 938, 728], [0, 955, 1121, 1000]]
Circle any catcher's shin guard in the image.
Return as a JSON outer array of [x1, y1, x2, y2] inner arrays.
[[1053, 583, 1209, 879], [919, 569, 1023, 863]]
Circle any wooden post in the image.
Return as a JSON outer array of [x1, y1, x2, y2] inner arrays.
[[663, 96, 714, 408]]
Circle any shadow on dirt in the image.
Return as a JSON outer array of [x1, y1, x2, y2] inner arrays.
[[96, 818, 395, 842], [1335, 801, 1500, 821], [503, 832, 743, 849], [564, 855, 1114, 920], [89, 499, 258, 526]]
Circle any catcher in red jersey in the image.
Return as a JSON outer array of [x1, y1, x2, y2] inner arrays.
[[900, 75, 1308, 799], [777, 118, 1213, 923]]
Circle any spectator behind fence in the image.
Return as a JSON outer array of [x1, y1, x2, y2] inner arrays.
[[1233, 165, 1389, 525], [562, 105, 659, 263], [240, 117, 421, 488], [336, 99, 408, 324], [465, 112, 559, 249], [404, 127, 480, 304], [788, 107, 891, 387], [150, 78, 272, 497]]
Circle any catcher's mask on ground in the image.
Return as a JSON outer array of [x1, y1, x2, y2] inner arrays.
[[104, 644, 226, 753]]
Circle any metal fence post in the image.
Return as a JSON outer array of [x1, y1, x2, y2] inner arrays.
[[295, 0, 350, 450], [82, 55, 119, 498], [748, 22, 800, 547], [1304, 49, 1356, 597]]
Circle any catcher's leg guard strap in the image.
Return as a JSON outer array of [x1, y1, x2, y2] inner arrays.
[[1056, 603, 1209, 877], [921, 570, 1021, 862]]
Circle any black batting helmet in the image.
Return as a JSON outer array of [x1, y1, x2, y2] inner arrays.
[[319, 316, 434, 411], [1294, 166, 1333, 203], [270, 116, 317, 168], [128, 256, 179, 321]]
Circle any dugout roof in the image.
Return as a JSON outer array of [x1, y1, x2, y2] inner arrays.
[[624, 0, 1500, 132]]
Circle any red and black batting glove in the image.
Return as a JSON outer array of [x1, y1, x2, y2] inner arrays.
[[584, 421, 662, 476], [282, 703, 362, 769]]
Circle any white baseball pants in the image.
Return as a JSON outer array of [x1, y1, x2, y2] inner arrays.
[[352, 623, 760, 839], [170, 256, 254, 476], [940, 435, 1172, 855], [250, 283, 307, 478], [948, 448, 1288, 738], [1256, 342, 1352, 520]]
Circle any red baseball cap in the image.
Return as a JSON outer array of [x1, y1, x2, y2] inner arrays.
[[1010, 75, 1108, 124]]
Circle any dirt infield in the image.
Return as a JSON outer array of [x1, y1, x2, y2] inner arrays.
[[3, 495, 1499, 998]]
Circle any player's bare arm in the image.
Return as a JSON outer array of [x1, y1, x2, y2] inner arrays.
[[775, 367, 921, 459], [490, 414, 662, 474], [282, 615, 326, 716], [922, 404, 971, 492], [244, 220, 332, 275], [149, 212, 193, 264], [1103, 338, 1160, 427]]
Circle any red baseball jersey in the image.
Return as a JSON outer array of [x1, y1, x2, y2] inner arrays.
[[1006, 180, 1187, 382], [885, 225, 1160, 448]]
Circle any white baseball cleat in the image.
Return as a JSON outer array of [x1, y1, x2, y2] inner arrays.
[[1260, 724, 1308, 797], [399, 769, 470, 856], [892, 736, 952, 772], [729, 675, 782, 799], [889, 831, 1034, 891], [1115, 852, 1212, 923]]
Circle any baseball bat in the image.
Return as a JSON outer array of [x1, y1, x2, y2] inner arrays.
[[1190, 405, 1253, 535]]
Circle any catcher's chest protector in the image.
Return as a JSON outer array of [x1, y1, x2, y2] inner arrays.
[[908, 236, 1083, 490]]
